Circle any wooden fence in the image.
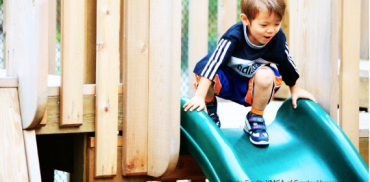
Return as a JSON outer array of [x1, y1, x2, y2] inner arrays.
[[0, 0, 368, 181]]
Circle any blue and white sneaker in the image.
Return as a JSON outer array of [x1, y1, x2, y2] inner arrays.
[[206, 99, 221, 128], [243, 112, 269, 145]]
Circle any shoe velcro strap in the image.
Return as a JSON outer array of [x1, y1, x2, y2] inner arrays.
[[251, 124, 266, 132], [248, 117, 265, 123]]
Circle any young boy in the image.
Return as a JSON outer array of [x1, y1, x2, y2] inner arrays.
[[183, 0, 316, 145]]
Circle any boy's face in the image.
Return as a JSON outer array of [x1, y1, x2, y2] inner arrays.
[[241, 11, 282, 46]]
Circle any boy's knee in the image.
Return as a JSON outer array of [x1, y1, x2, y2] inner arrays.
[[254, 68, 274, 89]]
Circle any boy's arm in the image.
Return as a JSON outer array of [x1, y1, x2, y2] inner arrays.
[[289, 81, 317, 109], [183, 77, 212, 112]]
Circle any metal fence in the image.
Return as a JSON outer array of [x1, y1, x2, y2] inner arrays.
[[181, 0, 220, 97], [180, 0, 240, 97]]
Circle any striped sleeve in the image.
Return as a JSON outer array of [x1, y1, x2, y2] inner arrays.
[[277, 42, 300, 86], [284, 42, 300, 76], [199, 39, 233, 80]]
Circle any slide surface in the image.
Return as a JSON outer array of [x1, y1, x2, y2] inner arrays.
[[180, 97, 369, 182]]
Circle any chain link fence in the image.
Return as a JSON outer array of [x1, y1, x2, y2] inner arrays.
[[181, 0, 190, 97], [181, 0, 222, 97], [54, 170, 69, 182]]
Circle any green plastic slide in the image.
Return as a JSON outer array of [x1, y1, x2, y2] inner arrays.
[[180, 97, 369, 182]]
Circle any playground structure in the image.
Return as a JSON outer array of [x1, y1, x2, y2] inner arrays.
[[0, 0, 368, 182]]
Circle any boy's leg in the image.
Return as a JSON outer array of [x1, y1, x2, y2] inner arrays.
[[244, 67, 276, 145], [251, 68, 275, 115], [205, 83, 215, 102], [205, 83, 221, 127], [194, 74, 221, 127]]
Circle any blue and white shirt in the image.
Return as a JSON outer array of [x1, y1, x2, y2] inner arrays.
[[193, 22, 299, 86]]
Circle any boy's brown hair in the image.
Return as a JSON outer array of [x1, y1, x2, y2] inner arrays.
[[240, 0, 286, 22]]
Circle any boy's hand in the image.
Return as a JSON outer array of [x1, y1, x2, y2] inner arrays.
[[183, 96, 208, 112], [290, 85, 317, 109]]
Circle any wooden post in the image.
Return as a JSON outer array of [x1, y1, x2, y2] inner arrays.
[[289, 0, 338, 122], [5, 0, 48, 129], [121, 0, 149, 176], [60, 0, 85, 126], [84, 0, 97, 84], [188, 0, 208, 97], [0, 88, 29, 181], [48, 0, 57, 75], [330, 0, 340, 124], [23, 130, 42, 182], [281, 0, 290, 46], [360, 0, 369, 59], [148, 0, 181, 177], [95, 0, 120, 177], [217, 0, 237, 39], [340, 0, 361, 150]]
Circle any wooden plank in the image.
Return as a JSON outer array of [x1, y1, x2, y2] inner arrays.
[[60, 0, 85, 126], [37, 108, 47, 127], [87, 147, 153, 182], [121, 0, 149, 176], [165, 0, 182, 177], [359, 137, 369, 167], [84, 0, 97, 84], [359, 77, 369, 108], [23, 130, 42, 182], [0, 88, 29, 181], [289, 0, 337, 118], [281, 0, 290, 47], [340, 0, 361, 150], [0, 77, 18, 87], [87, 138, 206, 182], [188, 0, 209, 97], [157, 155, 206, 181], [46, 74, 123, 96], [48, 86, 60, 97], [48, 0, 57, 75], [330, 0, 340, 123], [148, 0, 181, 177], [274, 76, 368, 109], [5, 0, 48, 129], [360, 0, 369, 59], [89, 136, 123, 148], [95, 0, 120, 177], [35, 95, 124, 134], [217, 0, 237, 39]]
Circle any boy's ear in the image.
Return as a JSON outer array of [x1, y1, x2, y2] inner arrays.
[[240, 14, 249, 26]]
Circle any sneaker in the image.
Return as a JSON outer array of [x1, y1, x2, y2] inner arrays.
[[206, 98, 221, 128], [243, 112, 269, 145]]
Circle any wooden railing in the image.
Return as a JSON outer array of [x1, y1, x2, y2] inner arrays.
[[1, 0, 181, 180]]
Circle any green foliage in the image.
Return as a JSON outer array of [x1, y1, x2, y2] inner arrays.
[[237, 0, 241, 22], [56, 29, 60, 42]]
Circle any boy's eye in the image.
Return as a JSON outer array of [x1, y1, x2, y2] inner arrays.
[[261, 24, 267, 27], [275, 24, 280, 26]]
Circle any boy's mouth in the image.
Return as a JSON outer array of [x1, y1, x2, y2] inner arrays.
[[264, 36, 272, 41]]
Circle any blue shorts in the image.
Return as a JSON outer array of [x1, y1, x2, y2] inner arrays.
[[194, 65, 282, 107]]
